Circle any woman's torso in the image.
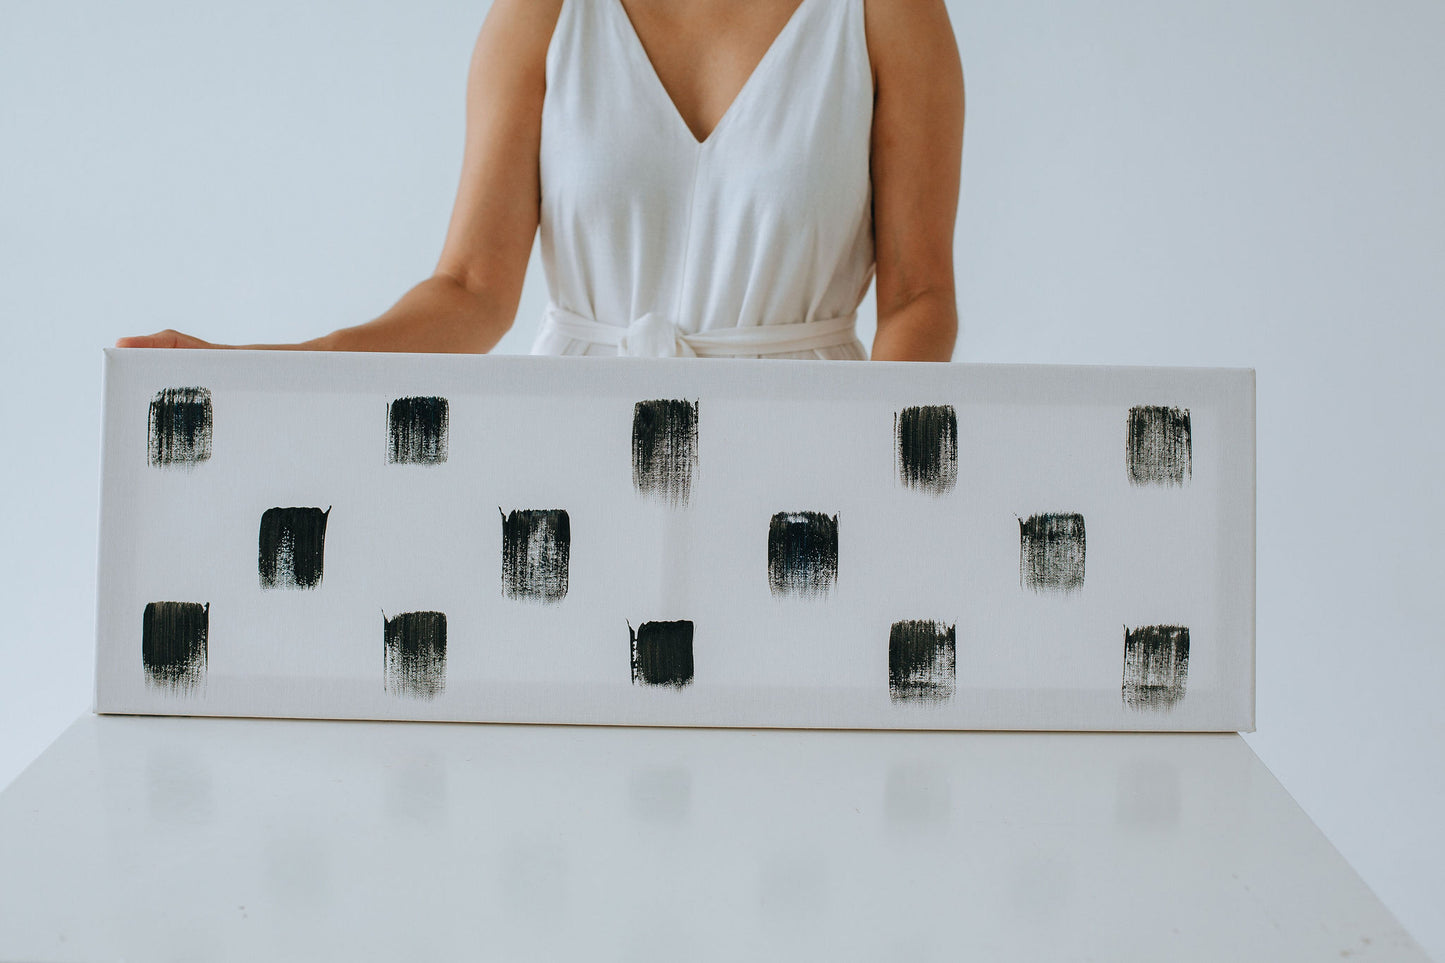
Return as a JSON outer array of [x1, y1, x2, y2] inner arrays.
[[530, 0, 876, 359]]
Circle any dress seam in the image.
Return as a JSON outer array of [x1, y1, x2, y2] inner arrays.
[[671, 151, 703, 324]]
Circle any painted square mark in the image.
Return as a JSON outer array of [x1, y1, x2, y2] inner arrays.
[[259, 507, 330, 589], [142, 601, 208, 693], [895, 404, 957, 495], [387, 396, 449, 465], [888, 619, 956, 704], [148, 387, 212, 467], [1126, 405, 1192, 486], [629, 619, 694, 688], [1122, 624, 1189, 710], [500, 508, 570, 602], [1019, 512, 1086, 593], [767, 511, 839, 599], [384, 610, 447, 698], [633, 398, 698, 507]]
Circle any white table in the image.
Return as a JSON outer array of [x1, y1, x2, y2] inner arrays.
[[0, 713, 1429, 962]]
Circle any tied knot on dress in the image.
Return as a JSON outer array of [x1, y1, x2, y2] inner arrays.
[[615, 312, 699, 358]]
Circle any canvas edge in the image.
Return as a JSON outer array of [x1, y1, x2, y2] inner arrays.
[[92, 348, 120, 715], [1244, 367, 1257, 733]]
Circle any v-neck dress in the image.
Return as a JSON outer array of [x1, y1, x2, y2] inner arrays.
[[528, 0, 876, 359]]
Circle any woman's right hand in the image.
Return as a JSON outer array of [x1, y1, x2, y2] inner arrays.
[[114, 328, 230, 349]]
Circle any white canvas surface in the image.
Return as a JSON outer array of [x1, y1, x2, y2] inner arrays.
[[94, 348, 1255, 730]]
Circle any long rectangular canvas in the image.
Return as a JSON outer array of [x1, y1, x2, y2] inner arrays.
[[94, 348, 1255, 730]]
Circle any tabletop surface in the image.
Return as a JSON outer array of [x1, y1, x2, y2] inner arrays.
[[0, 712, 1428, 963]]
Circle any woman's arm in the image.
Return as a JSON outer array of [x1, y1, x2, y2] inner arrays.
[[865, 0, 965, 362], [114, 0, 564, 352]]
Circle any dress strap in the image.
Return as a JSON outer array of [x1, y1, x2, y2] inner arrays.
[[540, 301, 862, 358]]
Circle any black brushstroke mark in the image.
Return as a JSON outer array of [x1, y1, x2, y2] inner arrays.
[[258, 507, 330, 589], [387, 396, 449, 465], [894, 404, 957, 495], [141, 601, 208, 693], [767, 511, 839, 599], [383, 610, 447, 698], [888, 619, 956, 704], [1019, 512, 1086, 593], [147, 387, 212, 467], [1122, 624, 1189, 710], [500, 508, 570, 602], [1126, 405, 1192, 486], [628, 619, 694, 688], [632, 398, 698, 507]]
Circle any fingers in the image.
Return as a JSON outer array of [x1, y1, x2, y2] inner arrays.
[[113, 329, 213, 349], [113, 330, 171, 348]]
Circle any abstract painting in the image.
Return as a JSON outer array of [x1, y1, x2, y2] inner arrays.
[[96, 351, 1255, 731]]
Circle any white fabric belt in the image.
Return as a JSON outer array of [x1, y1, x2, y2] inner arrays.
[[540, 301, 861, 358]]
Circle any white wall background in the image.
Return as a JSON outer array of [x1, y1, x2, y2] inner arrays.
[[2, 0, 1441, 955]]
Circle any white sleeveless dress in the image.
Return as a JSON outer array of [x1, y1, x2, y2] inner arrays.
[[528, 0, 876, 359]]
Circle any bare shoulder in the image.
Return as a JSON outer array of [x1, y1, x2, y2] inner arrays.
[[861, 0, 963, 95], [473, 0, 566, 82]]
